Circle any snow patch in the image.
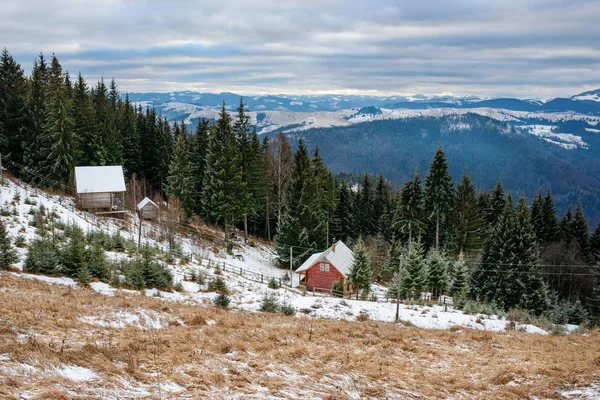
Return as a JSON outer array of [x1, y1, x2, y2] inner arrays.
[[55, 365, 97, 382], [79, 309, 170, 330]]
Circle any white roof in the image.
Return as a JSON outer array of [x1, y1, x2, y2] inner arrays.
[[296, 240, 355, 277], [75, 166, 126, 194], [137, 197, 159, 210]]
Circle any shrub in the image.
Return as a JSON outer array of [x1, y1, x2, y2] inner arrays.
[[13, 235, 26, 248], [173, 281, 184, 292], [196, 271, 207, 286], [208, 276, 228, 294], [280, 303, 296, 316], [268, 277, 280, 289], [214, 263, 222, 275], [214, 293, 231, 309], [331, 280, 344, 298], [506, 308, 535, 324], [24, 238, 61, 274], [259, 295, 279, 313]]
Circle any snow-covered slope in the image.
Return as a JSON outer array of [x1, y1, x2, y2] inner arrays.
[[0, 177, 556, 334]]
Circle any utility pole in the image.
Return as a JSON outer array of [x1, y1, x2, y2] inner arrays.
[[138, 211, 143, 252], [395, 254, 404, 323]]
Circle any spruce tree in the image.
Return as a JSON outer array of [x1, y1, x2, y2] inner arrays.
[[572, 202, 593, 264], [379, 238, 401, 283], [401, 239, 427, 299], [531, 191, 544, 243], [42, 54, 75, 187], [541, 190, 560, 243], [120, 94, 141, 176], [0, 48, 27, 169], [426, 250, 448, 298], [71, 72, 104, 166], [449, 256, 469, 298], [394, 169, 425, 247], [167, 134, 195, 219], [357, 173, 376, 236], [0, 221, 18, 270], [190, 118, 210, 215], [275, 138, 314, 266], [488, 181, 506, 226], [202, 103, 246, 244], [374, 174, 390, 234], [423, 144, 453, 250], [63, 225, 87, 278], [22, 54, 48, 182], [349, 236, 372, 298], [451, 169, 482, 257], [334, 180, 354, 242], [592, 221, 600, 263], [560, 206, 574, 242]]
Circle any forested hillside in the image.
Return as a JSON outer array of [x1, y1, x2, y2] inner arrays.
[[1, 49, 600, 326], [283, 116, 600, 227]]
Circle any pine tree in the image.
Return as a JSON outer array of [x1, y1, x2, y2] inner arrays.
[[243, 130, 267, 241], [451, 169, 482, 257], [426, 250, 448, 298], [0, 221, 18, 270], [42, 54, 75, 187], [423, 144, 453, 250], [401, 239, 427, 299], [449, 256, 469, 297], [588, 267, 600, 324], [349, 236, 372, 298], [0, 48, 27, 170], [202, 103, 246, 245], [167, 134, 195, 219]]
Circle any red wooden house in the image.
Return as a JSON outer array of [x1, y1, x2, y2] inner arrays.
[[296, 240, 354, 292]]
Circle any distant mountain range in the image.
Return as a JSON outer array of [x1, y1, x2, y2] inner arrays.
[[128, 88, 600, 115], [127, 88, 600, 226]]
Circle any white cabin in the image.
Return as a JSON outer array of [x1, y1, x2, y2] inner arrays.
[[75, 166, 126, 213]]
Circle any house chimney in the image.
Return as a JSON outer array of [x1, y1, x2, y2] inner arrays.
[[331, 238, 336, 252]]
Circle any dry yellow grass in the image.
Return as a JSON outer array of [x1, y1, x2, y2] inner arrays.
[[1, 273, 599, 399]]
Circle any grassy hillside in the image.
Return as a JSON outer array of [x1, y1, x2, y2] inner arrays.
[[1, 274, 599, 399]]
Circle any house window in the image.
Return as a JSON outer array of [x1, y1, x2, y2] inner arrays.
[[325, 264, 330, 272], [319, 263, 325, 271]]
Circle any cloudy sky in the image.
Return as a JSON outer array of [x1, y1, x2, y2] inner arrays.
[[3, 0, 600, 98]]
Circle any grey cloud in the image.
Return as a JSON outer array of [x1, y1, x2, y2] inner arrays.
[[2, 0, 599, 97]]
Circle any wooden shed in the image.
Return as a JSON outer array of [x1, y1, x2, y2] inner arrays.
[[295, 240, 355, 293], [137, 197, 159, 220], [74, 166, 126, 213]]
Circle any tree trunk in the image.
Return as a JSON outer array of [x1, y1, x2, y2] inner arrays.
[[244, 214, 248, 244], [266, 198, 271, 241], [436, 211, 440, 251]]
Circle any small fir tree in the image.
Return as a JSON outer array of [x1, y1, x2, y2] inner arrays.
[[426, 251, 448, 299], [349, 236, 373, 298], [0, 221, 18, 270]]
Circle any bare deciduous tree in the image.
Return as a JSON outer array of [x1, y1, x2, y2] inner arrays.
[[265, 132, 293, 240]]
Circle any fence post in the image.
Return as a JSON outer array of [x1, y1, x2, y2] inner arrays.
[[279, 278, 281, 287], [261, 274, 263, 283], [240, 267, 242, 276]]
